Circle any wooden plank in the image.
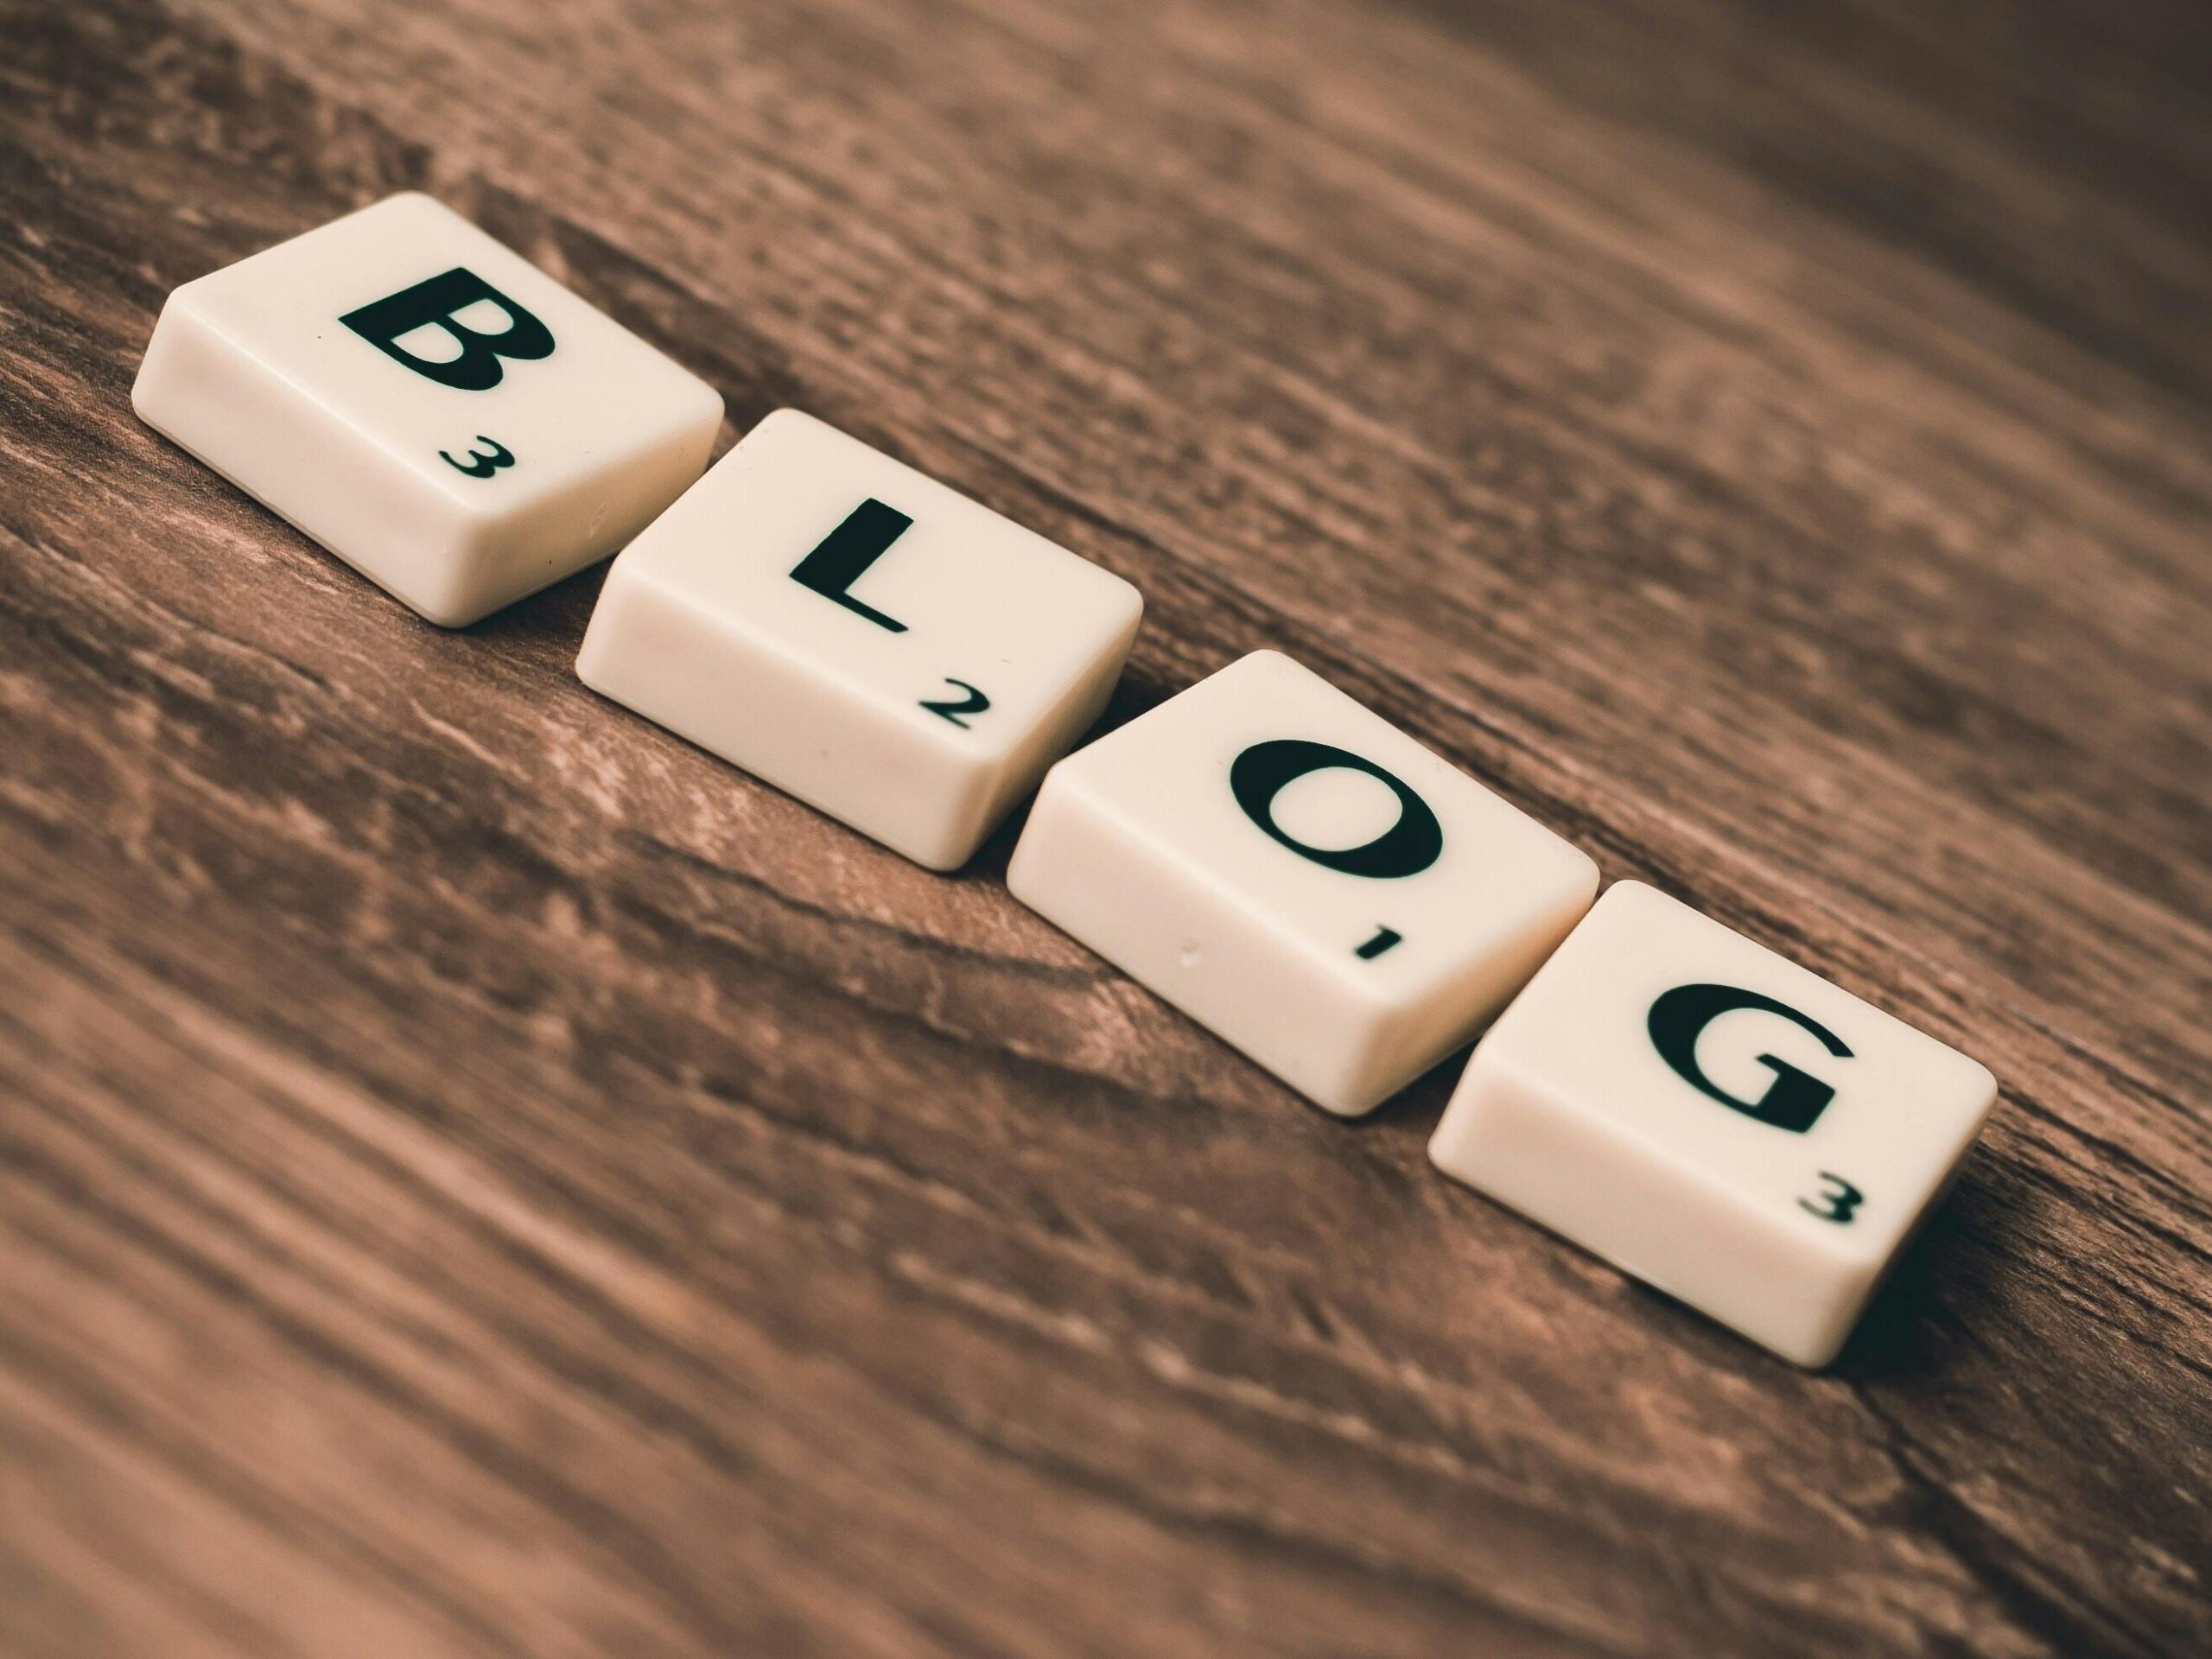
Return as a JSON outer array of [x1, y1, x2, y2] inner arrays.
[[0, 0, 2205, 1654]]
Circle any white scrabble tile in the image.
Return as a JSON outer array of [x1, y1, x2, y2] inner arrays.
[[133, 193, 722, 626], [1429, 880, 1998, 1366], [1007, 651, 1599, 1116], [575, 408, 1143, 870]]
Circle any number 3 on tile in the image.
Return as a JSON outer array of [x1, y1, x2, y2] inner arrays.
[[441, 435, 515, 478], [1799, 1173, 1864, 1224], [921, 678, 990, 728]]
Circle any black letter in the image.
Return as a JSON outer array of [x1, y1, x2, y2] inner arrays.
[[791, 499, 912, 632], [340, 268, 555, 391], [1646, 983, 1853, 1133], [1229, 740, 1442, 879]]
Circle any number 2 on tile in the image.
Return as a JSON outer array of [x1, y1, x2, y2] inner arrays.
[[921, 678, 990, 728]]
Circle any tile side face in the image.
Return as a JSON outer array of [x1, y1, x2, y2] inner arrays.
[[1430, 881, 1999, 1365], [133, 192, 722, 625], [577, 409, 1143, 869], [1009, 651, 1599, 1115]]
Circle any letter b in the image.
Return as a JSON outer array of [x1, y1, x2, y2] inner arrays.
[[340, 267, 554, 391]]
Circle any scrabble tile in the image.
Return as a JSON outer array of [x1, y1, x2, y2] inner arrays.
[[575, 409, 1144, 870], [1007, 651, 1599, 1116], [133, 193, 722, 626], [1428, 881, 1997, 1366]]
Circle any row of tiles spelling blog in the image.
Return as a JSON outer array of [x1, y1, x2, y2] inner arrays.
[[133, 193, 1997, 1366]]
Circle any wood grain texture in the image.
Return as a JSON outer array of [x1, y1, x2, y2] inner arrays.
[[2, 0, 2208, 1653]]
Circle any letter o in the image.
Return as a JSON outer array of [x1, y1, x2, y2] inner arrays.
[[1229, 739, 1443, 879]]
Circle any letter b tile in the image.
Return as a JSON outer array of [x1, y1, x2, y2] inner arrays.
[[1428, 881, 1997, 1365], [1008, 652, 1599, 1116], [134, 194, 723, 626], [577, 410, 1143, 869]]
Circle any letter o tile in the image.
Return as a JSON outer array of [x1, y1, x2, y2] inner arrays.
[[1008, 651, 1599, 1116]]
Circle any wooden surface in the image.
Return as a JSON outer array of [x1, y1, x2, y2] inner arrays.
[[2, 0, 2208, 1653]]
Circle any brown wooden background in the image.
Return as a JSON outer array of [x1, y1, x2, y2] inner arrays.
[[3, 0, 2208, 1654]]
